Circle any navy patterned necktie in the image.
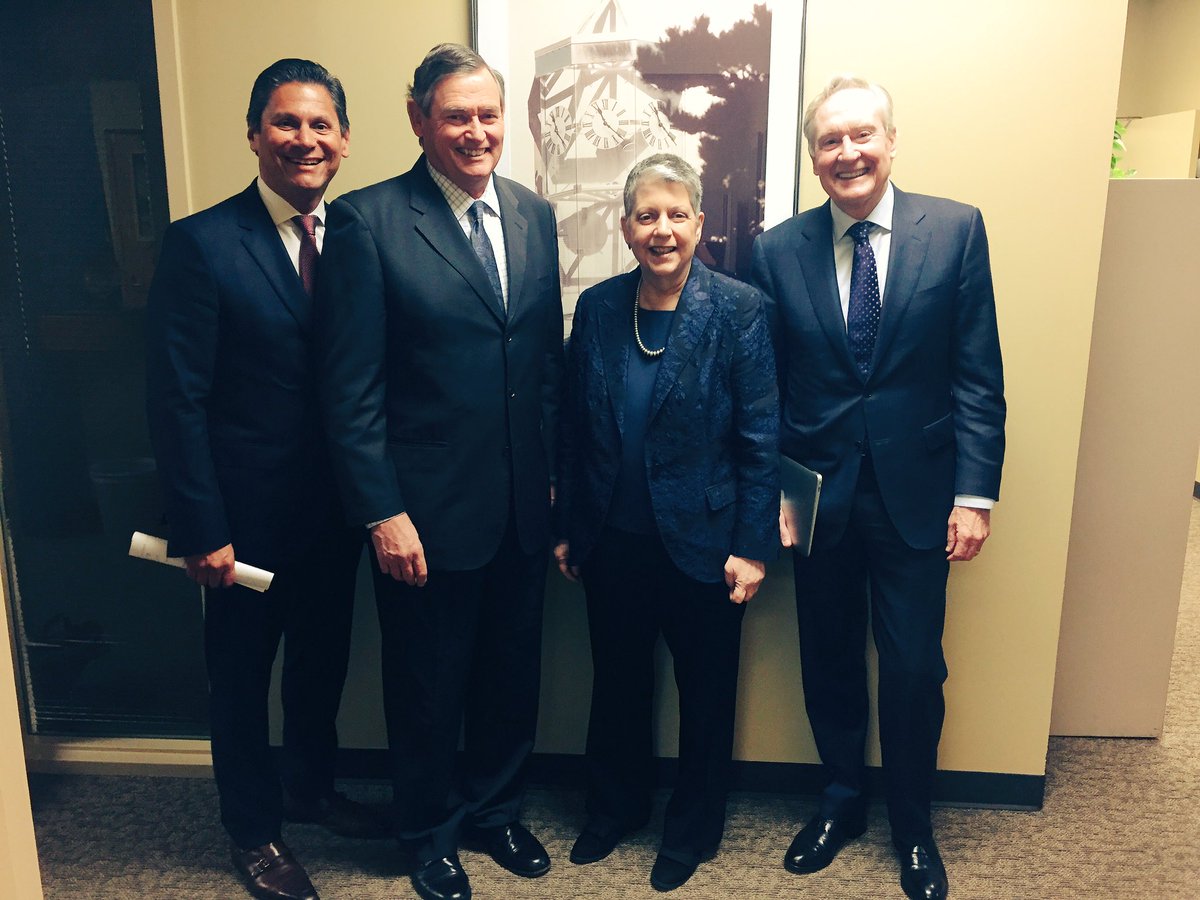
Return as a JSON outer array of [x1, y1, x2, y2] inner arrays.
[[846, 220, 880, 376], [295, 214, 318, 297], [468, 200, 505, 312]]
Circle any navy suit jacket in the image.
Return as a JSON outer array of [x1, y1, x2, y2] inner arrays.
[[751, 186, 1005, 551], [557, 260, 779, 583], [315, 158, 564, 571], [145, 183, 343, 568]]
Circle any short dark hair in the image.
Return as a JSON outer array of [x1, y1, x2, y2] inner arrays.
[[408, 43, 505, 116], [246, 58, 349, 133]]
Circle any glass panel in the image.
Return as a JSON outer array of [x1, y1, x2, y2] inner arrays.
[[0, 0, 208, 737]]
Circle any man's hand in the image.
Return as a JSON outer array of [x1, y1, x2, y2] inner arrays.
[[724, 555, 766, 604], [779, 506, 794, 548], [946, 506, 991, 561], [553, 540, 580, 583], [185, 544, 236, 589], [371, 513, 428, 586]]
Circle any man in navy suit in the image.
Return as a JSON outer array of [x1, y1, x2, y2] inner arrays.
[[315, 44, 563, 900], [751, 75, 1005, 900], [147, 59, 381, 900]]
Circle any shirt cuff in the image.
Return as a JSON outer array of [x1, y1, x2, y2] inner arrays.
[[954, 494, 995, 510], [365, 515, 399, 529]]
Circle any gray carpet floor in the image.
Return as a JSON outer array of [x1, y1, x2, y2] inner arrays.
[[29, 503, 1200, 899]]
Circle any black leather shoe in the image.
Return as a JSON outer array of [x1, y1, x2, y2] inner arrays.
[[899, 841, 948, 900], [783, 812, 867, 874], [411, 856, 471, 900], [463, 822, 551, 877], [570, 828, 621, 865], [230, 841, 318, 900], [283, 790, 390, 839], [650, 854, 697, 892]]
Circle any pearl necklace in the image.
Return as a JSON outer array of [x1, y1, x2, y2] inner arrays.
[[633, 279, 667, 358]]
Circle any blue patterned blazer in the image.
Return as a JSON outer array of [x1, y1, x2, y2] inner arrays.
[[557, 259, 779, 583]]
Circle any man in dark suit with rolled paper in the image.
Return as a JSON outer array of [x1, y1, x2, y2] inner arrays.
[[751, 75, 1005, 900], [146, 58, 381, 900]]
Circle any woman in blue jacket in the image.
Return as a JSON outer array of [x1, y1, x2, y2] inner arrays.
[[554, 153, 779, 891]]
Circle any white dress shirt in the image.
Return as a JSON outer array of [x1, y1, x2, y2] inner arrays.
[[255, 177, 327, 275]]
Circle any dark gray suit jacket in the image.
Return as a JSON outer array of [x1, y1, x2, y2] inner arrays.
[[316, 157, 564, 571]]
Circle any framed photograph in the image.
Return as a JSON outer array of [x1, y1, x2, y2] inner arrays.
[[472, 0, 805, 321]]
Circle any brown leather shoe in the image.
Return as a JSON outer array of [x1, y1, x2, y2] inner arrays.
[[283, 790, 390, 839], [231, 841, 319, 900]]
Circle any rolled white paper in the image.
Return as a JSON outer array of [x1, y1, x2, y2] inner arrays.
[[128, 532, 274, 593]]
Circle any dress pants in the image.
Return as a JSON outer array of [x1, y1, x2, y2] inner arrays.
[[203, 525, 364, 850], [581, 525, 746, 866], [373, 510, 547, 863], [793, 462, 949, 847]]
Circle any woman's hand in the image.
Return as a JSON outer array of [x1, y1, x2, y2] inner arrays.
[[554, 540, 581, 583], [724, 555, 766, 604]]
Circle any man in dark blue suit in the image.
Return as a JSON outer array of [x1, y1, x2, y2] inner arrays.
[[315, 44, 563, 900], [147, 59, 381, 900], [751, 75, 1005, 900]]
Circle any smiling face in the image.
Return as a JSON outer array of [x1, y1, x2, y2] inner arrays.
[[621, 177, 704, 293], [249, 81, 350, 214], [408, 67, 504, 199], [809, 87, 897, 220]]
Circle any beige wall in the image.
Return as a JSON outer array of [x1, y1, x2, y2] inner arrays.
[[136, 0, 1129, 780], [1121, 0, 1200, 487], [1122, 109, 1200, 177], [1119, 0, 1200, 118], [1, 561, 43, 896], [1052, 180, 1200, 736]]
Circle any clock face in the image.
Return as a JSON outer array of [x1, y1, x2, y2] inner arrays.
[[581, 98, 630, 150], [543, 106, 574, 156], [641, 101, 678, 150]]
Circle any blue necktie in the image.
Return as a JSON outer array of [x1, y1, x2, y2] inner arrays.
[[846, 221, 880, 376], [468, 201, 505, 313]]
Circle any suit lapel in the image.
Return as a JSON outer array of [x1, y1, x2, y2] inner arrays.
[[797, 204, 857, 373], [596, 273, 635, 435], [237, 184, 310, 328], [648, 260, 715, 424], [408, 160, 506, 325], [495, 177, 528, 321], [874, 187, 930, 370]]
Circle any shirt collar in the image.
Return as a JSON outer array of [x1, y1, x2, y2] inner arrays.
[[256, 177, 326, 226], [425, 159, 502, 221], [830, 181, 895, 241]]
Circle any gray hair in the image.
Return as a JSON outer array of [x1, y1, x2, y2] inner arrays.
[[622, 153, 702, 217], [408, 43, 505, 116], [802, 75, 894, 154]]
